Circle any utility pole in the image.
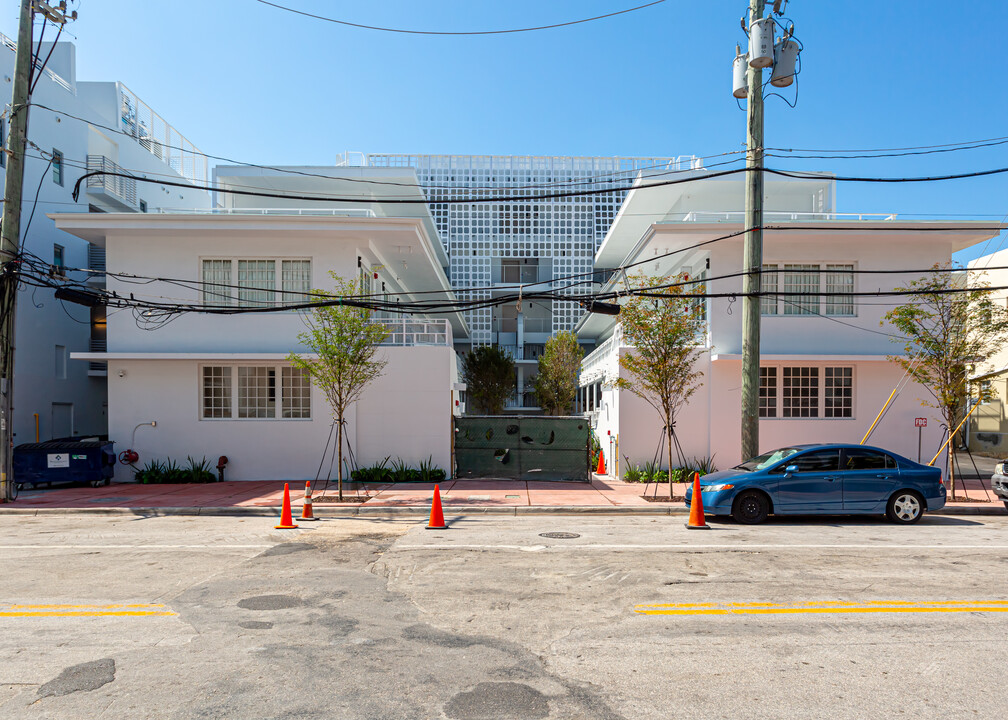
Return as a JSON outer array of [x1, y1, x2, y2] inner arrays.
[[1, 1, 76, 501], [0, 0, 35, 502], [740, 0, 765, 463]]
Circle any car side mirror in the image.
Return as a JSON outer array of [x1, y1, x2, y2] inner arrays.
[[785, 465, 798, 475]]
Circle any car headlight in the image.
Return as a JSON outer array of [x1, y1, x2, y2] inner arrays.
[[997, 462, 1005, 475], [703, 484, 734, 493]]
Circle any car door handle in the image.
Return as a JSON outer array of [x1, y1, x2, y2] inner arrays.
[[875, 474, 891, 479], [824, 476, 838, 481]]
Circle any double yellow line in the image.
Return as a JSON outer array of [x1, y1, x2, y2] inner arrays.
[[0, 603, 176, 617], [634, 600, 1008, 616]]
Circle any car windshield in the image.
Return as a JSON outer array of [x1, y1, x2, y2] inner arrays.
[[734, 447, 803, 472]]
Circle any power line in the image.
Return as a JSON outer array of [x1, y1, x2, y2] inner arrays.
[[254, 0, 667, 36]]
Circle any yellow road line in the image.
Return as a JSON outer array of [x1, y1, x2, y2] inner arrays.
[[9, 603, 166, 610], [0, 610, 176, 617], [635, 601, 1008, 616]]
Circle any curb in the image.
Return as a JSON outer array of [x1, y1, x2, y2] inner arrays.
[[0, 504, 1002, 518]]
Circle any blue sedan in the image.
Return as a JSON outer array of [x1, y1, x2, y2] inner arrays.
[[685, 444, 946, 525]]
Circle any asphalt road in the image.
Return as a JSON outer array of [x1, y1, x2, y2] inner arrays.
[[0, 513, 1006, 719]]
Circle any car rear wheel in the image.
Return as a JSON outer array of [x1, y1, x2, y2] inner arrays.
[[732, 490, 769, 525], [886, 490, 924, 524]]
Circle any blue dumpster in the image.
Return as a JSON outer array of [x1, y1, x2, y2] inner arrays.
[[13, 439, 116, 489]]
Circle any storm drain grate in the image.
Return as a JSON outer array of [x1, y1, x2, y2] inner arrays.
[[539, 532, 581, 539]]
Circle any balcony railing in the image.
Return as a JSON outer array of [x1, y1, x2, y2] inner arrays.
[[88, 336, 107, 374], [668, 211, 898, 223], [118, 83, 208, 186], [160, 207, 377, 218], [506, 390, 540, 409], [0, 31, 73, 93], [86, 156, 137, 207], [378, 319, 453, 347], [580, 324, 623, 385], [493, 316, 551, 334]]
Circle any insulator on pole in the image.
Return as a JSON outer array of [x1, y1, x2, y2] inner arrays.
[[748, 17, 775, 68], [770, 38, 800, 87]]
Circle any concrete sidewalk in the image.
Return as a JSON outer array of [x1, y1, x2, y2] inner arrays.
[[2, 473, 1004, 516]]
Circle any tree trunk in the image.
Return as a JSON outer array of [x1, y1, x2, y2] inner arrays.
[[667, 422, 675, 501], [337, 418, 344, 502]]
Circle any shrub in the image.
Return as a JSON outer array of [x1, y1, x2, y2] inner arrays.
[[623, 457, 644, 483]]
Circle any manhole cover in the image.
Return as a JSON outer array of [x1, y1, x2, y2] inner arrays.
[[538, 532, 580, 539]]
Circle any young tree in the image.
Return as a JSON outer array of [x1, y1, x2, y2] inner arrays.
[[883, 263, 1008, 499], [462, 345, 516, 415], [616, 272, 707, 499], [289, 273, 390, 501], [534, 331, 584, 415]]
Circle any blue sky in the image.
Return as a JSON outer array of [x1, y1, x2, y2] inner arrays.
[[6, 0, 1008, 261]]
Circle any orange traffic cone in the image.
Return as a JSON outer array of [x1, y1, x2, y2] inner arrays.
[[596, 450, 606, 475], [300, 480, 318, 522], [274, 482, 299, 529], [426, 484, 447, 530], [686, 471, 709, 529]]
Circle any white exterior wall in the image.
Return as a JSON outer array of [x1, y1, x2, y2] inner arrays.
[[1, 39, 209, 444], [107, 346, 454, 482], [967, 250, 1008, 454], [583, 219, 997, 474]]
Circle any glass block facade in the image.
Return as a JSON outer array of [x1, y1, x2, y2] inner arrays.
[[367, 154, 681, 346]]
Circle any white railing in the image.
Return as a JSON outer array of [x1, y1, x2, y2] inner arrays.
[[378, 319, 453, 347], [672, 211, 898, 223], [118, 83, 208, 186], [0, 31, 74, 93], [159, 207, 377, 218], [86, 155, 137, 206], [580, 325, 623, 385]]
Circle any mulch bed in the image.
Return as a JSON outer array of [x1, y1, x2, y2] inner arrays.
[[642, 494, 685, 503], [313, 495, 370, 504]]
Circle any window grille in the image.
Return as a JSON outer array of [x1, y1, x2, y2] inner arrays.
[[202, 366, 232, 418], [202, 259, 232, 305], [52, 149, 63, 186], [282, 260, 311, 306], [238, 366, 276, 419], [782, 264, 819, 316], [759, 366, 777, 418], [782, 366, 819, 418], [825, 264, 854, 316], [238, 260, 276, 307], [282, 366, 311, 419], [761, 264, 778, 316], [824, 366, 853, 418]]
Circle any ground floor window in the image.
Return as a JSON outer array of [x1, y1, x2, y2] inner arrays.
[[201, 365, 310, 420], [760, 365, 854, 419]]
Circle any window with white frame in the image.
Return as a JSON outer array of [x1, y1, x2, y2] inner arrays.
[[762, 263, 855, 317], [202, 260, 233, 306], [759, 366, 777, 418], [238, 260, 276, 307], [824, 366, 853, 418], [201, 365, 310, 420], [782, 264, 819, 316], [782, 366, 819, 418], [824, 264, 855, 316], [202, 366, 232, 418], [760, 365, 854, 419], [202, 258, 311, 308], [282, 366, 311, 418], [761, 264, 778, 316]]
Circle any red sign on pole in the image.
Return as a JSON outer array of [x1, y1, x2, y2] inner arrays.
[[915, 417, 927, 428]]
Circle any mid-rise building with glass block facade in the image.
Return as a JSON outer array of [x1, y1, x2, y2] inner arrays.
[[366, 154, 699, 409]]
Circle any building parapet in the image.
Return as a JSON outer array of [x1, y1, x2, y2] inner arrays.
[[666, 211, 898, 223], [156, 207, 377, 218], [0, 31, 73, 93]]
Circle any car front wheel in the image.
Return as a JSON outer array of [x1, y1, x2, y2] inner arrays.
[[886, 491, 924, 524], [732, 490, 770, 525]]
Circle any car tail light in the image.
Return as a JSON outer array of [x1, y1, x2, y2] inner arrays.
[[938, 472, 944, 487]]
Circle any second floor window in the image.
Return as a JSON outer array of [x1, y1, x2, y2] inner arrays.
[[762, 263, 855, 317], [201, 258, 311, 308]]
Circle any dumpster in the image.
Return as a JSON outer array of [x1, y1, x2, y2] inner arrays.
[[13, 438, 116, 489]]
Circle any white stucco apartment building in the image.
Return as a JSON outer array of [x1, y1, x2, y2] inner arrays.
[[578, 172, 1004, 474], [1, 37, 209, 444], [966, 248, 1008, 455], [53, 172, 467, 481]]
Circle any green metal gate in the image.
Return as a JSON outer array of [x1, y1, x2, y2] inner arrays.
[[454, 416, 590, 482]]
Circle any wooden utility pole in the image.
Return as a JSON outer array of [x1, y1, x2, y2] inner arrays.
[[740, 0, 765, 463], [0, 0, 35, 502]]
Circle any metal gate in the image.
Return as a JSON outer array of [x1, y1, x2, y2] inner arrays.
[[454, 416, 590, 482]]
